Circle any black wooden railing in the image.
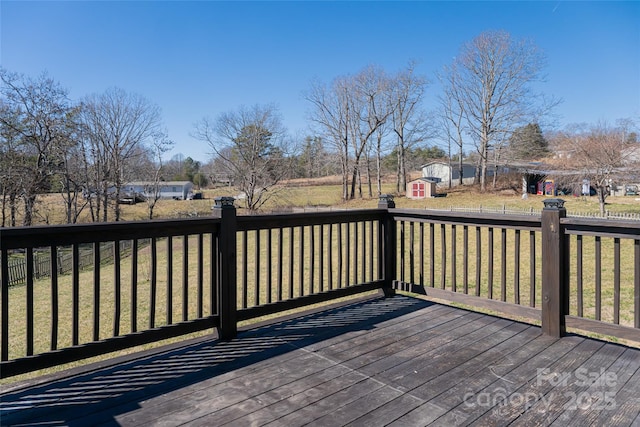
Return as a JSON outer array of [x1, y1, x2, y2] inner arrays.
[[1, 196, 639, 378]]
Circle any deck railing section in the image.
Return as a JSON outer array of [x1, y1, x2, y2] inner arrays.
[[233, 209, 387, 323], [1, 196, 639, 379], [1, 218, 223, 377], [392, 198, 640, 343], [390, 208, 543, 323], [0, 197, 390, 377], [562, 216, 640, 339]]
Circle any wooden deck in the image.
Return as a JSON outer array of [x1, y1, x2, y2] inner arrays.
[[2, 295, 639, 426]]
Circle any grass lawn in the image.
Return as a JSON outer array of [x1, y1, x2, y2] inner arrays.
[[2, 177, 639, 383]]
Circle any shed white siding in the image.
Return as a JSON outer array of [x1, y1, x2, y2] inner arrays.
[[125, 181, 194, 200], [421, 162, 477, 186]]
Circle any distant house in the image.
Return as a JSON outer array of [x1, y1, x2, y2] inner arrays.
[[406, 178, 437, 199], [124, 181, 194, 201], [420, 161, 479, 186]]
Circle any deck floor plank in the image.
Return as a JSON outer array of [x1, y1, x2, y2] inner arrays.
[[560, 347, 640, 427], [1, 295, 639, 427], [428, 335, 587, 426]]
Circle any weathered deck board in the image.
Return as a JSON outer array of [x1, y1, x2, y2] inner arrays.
[[1, 295, 639, 426]]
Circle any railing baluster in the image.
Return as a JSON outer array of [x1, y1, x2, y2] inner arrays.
[[72, 244, 81, 344], [409, 221, 415, 285], [1, 247, 8, 361], [635, 239, 640, 329], [310, 225, 315, 294], [429, 222, 435, 288], [441, 224, 446, 290], [420, 222, 424, 286], [463, 225, 468, 294], [255, 229, 260, 307], [26, 248, 34, 356], [210, 232, 217, 316], [614, 237, 620, 325], [319, 224, 324, 292], [501, 228, 507, 302], [289, 227, 294, 297], [530, 231, 536, 308], [400, 221, 405, 283], [475, 226, 481, 297], [113, 241, 120, 338], [337, 223, 343, 289], [595, 236, 601, 321], [167, 236, 173, 325], [93, 243, 101, 340], [299, 226, 305, 297], [242, 230, 248, 309], [360, 221, 364, 283], [377, 221, 380, 279], [576, 235, 583, 317], [353, 222, 358, 284], [514, 229, 520, 305], [328, 223, 334, 290], [197, 233, 204, 318], [51, 245, 59, 350], [131, 239, 138, 333], [451, 224, 457, 292], [488, 228, 494, 300], [346, 222, 351, 286], [183, 235, 189, 321], [278, 228, 283, 301], [150, 238, 157, 328], [267, 228, 273, 303]]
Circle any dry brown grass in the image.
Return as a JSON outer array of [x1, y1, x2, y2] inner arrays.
[[3, 176, 639, 382], [8, 174, 640, 226]]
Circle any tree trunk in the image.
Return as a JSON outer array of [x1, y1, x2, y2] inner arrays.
[[598, 187, 607, 217], [377, 147, 382, 196], [22, 194, 36, 226]]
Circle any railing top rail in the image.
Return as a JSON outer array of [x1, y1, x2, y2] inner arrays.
[[0, 217, 222, 250], [236, 209, 388, 231], [562, 217, 640, 239], [390, 208, 542, 231]]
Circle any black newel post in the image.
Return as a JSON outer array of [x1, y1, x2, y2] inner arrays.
[[541, 198, 568, 338], [214, 197, 237, 340], [378, 195, 396, 297]]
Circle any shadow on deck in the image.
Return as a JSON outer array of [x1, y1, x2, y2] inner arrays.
[[2, 295, 640, 426]]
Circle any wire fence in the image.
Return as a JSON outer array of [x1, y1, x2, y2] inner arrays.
[[427, 205, 640, 221], [2, 240, 149, 287]]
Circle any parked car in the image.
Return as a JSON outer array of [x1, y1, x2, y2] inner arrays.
[[625, 185, 638, 196]]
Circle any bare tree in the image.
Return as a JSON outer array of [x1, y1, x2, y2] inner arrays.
[[437, 64, 467, 188], [57, 123, 92, 224], [142, 135, 173, 220], [306, 66, 391, 200], [306, 76, 352, 200], [0, 100, 22, 226], [0, 69, 73, 226], [79, 87, 165, 221], [390, 61, 430, 193], [550, 121, 639, 215], [193, 104, 290, 211], [348, 65, 392, 199], [441, 30, 555, 191]]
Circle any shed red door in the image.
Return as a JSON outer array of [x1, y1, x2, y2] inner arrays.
[[412, 182, 425, 198]]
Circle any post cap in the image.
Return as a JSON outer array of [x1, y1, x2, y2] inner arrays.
[[378, 194, 395, 208], [543, 198, 565, 210], [214, 196, 235, 208]]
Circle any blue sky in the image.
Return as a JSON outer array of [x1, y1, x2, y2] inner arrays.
[[2, 1, 639, 162]]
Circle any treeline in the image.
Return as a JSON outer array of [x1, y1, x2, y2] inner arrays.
[[3, 29, 637, 224], [1, 70, 172, 226]]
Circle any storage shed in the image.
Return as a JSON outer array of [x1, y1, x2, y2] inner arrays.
[[406, 178, 437, 199]]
